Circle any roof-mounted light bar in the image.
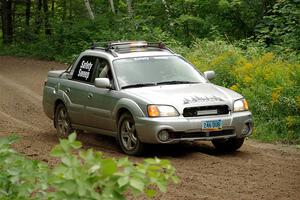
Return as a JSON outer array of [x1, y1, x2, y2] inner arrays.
[[90, 41, 174, 56], [109, 41, 147, 48]]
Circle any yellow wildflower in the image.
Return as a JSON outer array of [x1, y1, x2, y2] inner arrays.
[[285, 116, 295, 128], [230, 84, 238, 91], [263, 67, 272, 80], [244, 63, 253, 71], [296, 96, 300, 110], [261, 53, 274, 63], [271, 87, 283, 104], [244, 76, 252, 84]]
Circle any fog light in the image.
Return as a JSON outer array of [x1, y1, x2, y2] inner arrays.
[[158, 130, 170, 142], [241, 124, 250, 135]]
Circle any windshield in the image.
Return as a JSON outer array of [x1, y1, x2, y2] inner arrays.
[[113, 56, 206, 89]]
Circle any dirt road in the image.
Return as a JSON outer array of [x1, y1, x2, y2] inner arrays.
[[0, 56, 299, 200]]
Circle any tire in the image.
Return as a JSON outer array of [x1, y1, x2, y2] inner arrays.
[[212, 137, 245, 152], [117, 112, 145, 156], [54, 103, 73, 138]]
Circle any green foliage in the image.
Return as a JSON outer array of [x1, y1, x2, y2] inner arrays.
[[1, 0, 297, 61], [0, 0, 284, 51], [0, 135, 48, 199], [255, 0, 300, 51], [187, 39, 300, 144], [0, 133, 178, 200]]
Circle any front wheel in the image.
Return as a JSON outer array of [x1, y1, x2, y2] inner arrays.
[[54, 103, 73, 138], [117, 113, 145, 156], [212, 137, 245, 152]]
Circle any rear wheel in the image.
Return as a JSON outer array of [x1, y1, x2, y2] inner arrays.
[[212, 137, 245, 152], [117, 113, 145, 156], [54, 103, 73, 138]]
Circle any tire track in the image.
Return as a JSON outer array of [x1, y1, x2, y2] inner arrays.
[[0, 110, 41, 131], [0, 73, 48, 131], [0, 74, 42, 106]]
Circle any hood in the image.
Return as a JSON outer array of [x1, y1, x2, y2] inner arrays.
[[123, 83, 243, 113]]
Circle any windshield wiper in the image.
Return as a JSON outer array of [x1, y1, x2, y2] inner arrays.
[[121, 81, 199, 89], [121, 83, 156, 89], [156, 80, 200, 85]]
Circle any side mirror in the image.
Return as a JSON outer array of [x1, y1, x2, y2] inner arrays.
[[204, 71, 215, 80], [95, 78, 111, 89]]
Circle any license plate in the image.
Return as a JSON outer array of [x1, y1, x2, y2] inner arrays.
[[202, 120, 223, 131]]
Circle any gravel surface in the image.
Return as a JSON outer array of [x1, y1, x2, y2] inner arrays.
[[0, 56, 299, 200]]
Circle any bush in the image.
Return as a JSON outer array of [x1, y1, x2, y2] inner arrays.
[[0, 135, 48, 199], [0, 133, 178, 199], [186, 39, 300, 144]]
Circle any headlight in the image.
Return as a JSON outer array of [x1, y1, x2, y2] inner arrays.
[[233, 99, 249, 112], [147, 105, 179, 117]]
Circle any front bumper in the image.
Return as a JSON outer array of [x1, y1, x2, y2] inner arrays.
[[135, 111, 253, 144]]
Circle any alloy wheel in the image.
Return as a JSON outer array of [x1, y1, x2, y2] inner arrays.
[[120, 120, 138, 150]]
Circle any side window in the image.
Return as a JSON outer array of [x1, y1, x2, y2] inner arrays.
[[94, 57, 115, 89], [95, 58, 113, 80], [94, 58, 106, 79], [72, 56, 97, 83]]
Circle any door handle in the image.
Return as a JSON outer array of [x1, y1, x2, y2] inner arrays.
[[66, 88, 71, 93], [88, 93, 93, 99]]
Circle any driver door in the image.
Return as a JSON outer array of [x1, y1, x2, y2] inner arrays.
[[60, 55, 98, 125], [84, 57, 117, 131]]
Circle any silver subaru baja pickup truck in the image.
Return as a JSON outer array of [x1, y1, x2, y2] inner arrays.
[[43, 41, 253, 155]]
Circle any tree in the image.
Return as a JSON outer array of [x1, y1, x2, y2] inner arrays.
[[109, 0, 116, 14], [62, 0, 66, 20], [126, 0, 133, 18], [161, 0, 171, 23], [83, 0, 94, 20], [1, 0, 13, 44], [43, 0, 51, 34], [51, 0, 54, 17], [34, 0, 42, 33], [25, 0, 31, 27]]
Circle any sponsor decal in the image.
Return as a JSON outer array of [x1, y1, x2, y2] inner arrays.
[[77, 60, 93, 80], [183, 96, 223, 104]]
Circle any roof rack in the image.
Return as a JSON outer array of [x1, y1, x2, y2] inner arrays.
[[90, 41, 174, 57], [91, 43, 118, 57], [147, 42, 175, 54]]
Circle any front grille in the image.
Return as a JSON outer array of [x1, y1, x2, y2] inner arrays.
[[171, 129, 235, 139], [183, 105, 229, 117]]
